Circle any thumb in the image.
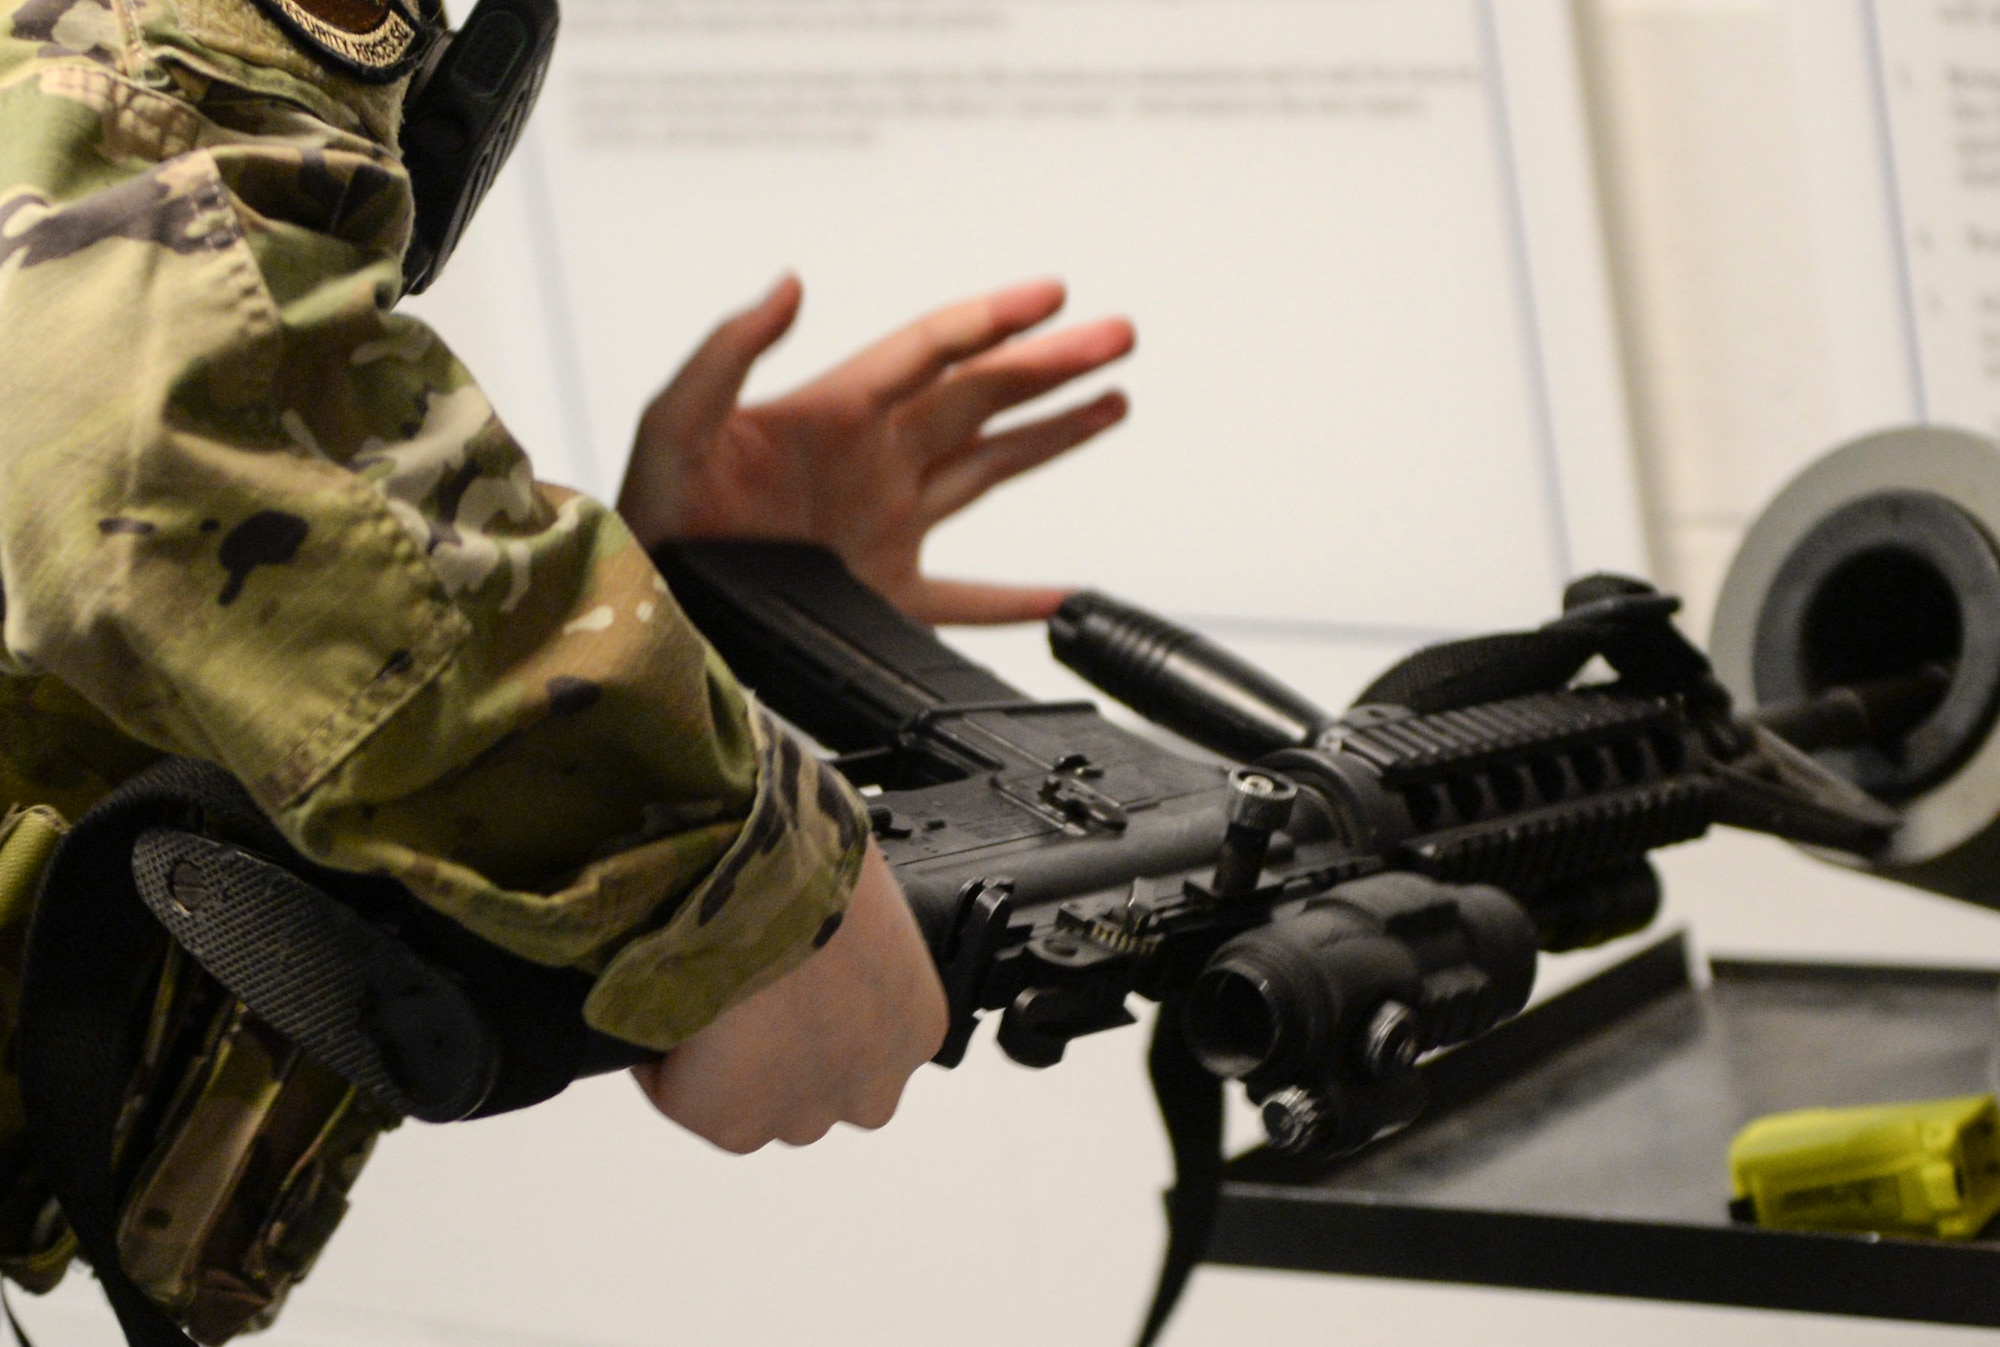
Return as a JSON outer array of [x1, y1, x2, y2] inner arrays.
[[647, 274, 805, 449]]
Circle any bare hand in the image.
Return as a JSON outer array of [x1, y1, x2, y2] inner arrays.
[[634, 844, 949, 1153], [617, 276, 1135, 625]]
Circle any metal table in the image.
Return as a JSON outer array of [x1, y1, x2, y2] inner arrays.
[[1203, 934, 2000, 1326]]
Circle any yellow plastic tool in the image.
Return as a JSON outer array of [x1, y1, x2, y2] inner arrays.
[[1729, 1094, 2000, 1239]]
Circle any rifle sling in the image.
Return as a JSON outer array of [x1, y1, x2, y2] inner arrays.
[[17, 760, 250, 1347], [1135, 1002, 1225, 1347]]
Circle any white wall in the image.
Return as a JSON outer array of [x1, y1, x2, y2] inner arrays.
[[1573, 0, 2000, 981]]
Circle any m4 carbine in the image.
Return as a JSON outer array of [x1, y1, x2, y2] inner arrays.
[[654, 542, 1906, 1158], [39, 433, 1986, 1347], [23, 538, 1921, 1347]]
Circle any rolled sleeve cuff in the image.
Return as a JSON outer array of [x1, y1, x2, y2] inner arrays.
[[582, 706, 870, 1051]]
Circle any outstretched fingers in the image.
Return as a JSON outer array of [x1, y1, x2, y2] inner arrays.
[[808, 279, 1071, 413], [902, 316, 1136, 460], [920, 389, 1129, 524]]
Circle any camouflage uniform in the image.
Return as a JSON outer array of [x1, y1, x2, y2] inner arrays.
[[0, 0, 870, 1281]]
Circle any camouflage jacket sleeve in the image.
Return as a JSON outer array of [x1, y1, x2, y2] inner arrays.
[[0, 0, 870, 1050]]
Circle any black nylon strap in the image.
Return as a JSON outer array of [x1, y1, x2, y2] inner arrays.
[[1134, 1003, 1225, 1347], [1355, 576, 1717, 716], [17, 757, 653, 1347], [130, 828, 497, 1123], [16, 761, 239, 1347], [1355, 627, 1598, 714]]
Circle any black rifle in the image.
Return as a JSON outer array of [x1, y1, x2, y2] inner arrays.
[[23, 538, 1921, 1347], [655, 543, 1907, 1158]]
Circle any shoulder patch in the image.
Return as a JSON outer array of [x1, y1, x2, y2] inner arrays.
[[244, 0, 433, 83]]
